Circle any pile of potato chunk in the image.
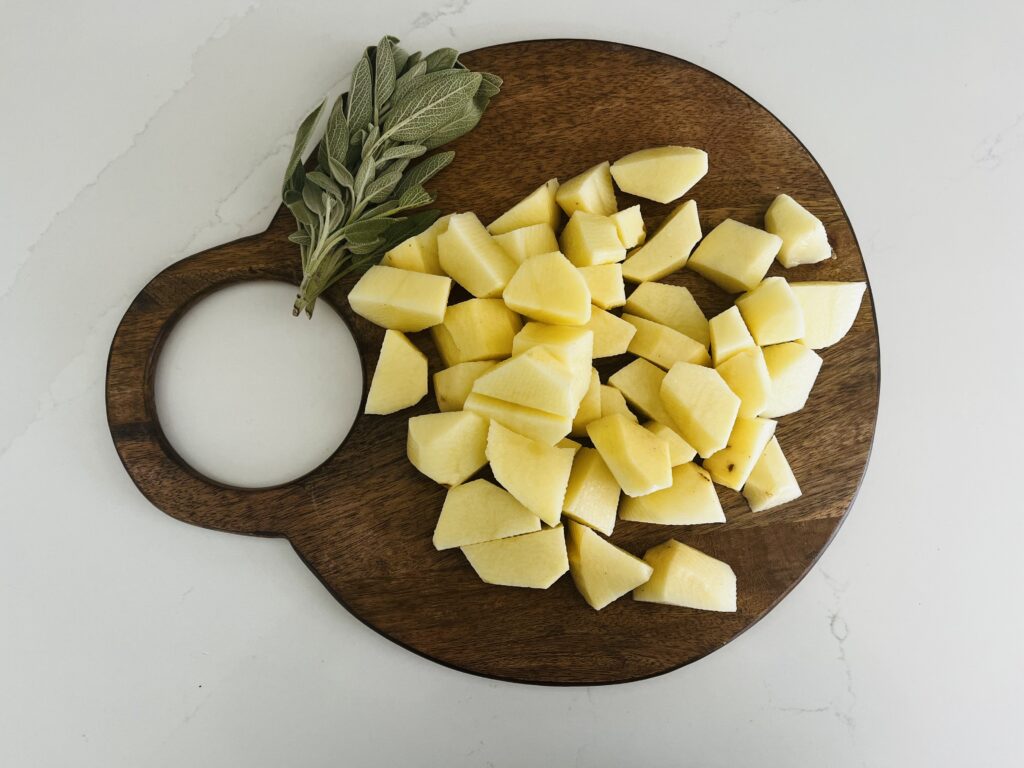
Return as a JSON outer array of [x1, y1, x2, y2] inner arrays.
[[350, 146, 865, 611]]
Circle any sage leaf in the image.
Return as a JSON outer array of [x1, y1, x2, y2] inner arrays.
[[302, 180, 325, 216], [354, 155, 376, 199], [424, 47, 459, 72], [361, 124, 380, 160], [373, 36, 396, 115], [344, 217, 393, 243], [397, 183, 433, 209], [325, 99, 349, 167], [393, 60, 428, 102], [307, 170, 343, 200], [403, 51, 423, 72], [383, 70, 482, 142], [364, 169, 403, 203], [346, 54, 372, 134], [392, 45, 410, 76], [288, 231, 312, 246], [282, 99, 325, 192], [378, 143, 427, 163], [478, 72, 503, 99], [328, 158, 355, 190], [395, 151, 454, 196]]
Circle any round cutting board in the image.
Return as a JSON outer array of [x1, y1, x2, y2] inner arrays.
[[106, 40, 879, 685]]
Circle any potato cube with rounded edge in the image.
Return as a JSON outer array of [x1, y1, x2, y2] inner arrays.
[[764, 194, 831, 268], [487, 179, 561, 235], [624, 281, 709, 347], [463, 393, 571, 446], [471, 346, 578, 419], [709, 306, 756, 367], [743, 436, 802, 512], [582, 308, 637, 357], [364, 330, 428, 415], [407, 411, 488, 486], [610, 146, 708, 204], [431, 298, 522, 366], [609, 205, 646, 248], [607, 358, 678, 430], [790, 281, 866, 349], [621, 200, 702, 283], [492, 223, 559, 264], [562, 448, 620, 536], [716, 346, 771, 418], [688, 218, 782, 293], [556, 161, 617, 217], [761, 342, 823, 418], [587, 413, 673, 497], [620, 463, 724, 525], [561, 211, 626, 267], [432, 480, 541, 550], [599, 385, 637, 422], [433, 361, 497, 412], [348, 265, 452, 332], [380, 214, 452, 275], [633, 539, 737, 612], [567, 521, 654, 610], [661, 362, 741, 459], [503, 252, 592, 326], [577, 264, 626, 309], [623, 314, 710, 369], [462, 526, 569, 589], [571, 369, 602, 437], [736, 277, 805, 346], [486, 421, 575, 526], [702, 416, 777, 491], [643, 421, 696, 466], [438, 212, 518, 298]]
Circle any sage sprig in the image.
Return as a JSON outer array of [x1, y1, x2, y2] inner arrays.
[[282, 36, 501, 317]]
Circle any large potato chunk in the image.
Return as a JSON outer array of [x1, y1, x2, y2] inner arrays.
[[462, 526, 569, 589], [432, 479, 541, 550], [622, 314, 710, 369], [716, 347, 771, 418], [624, 281, 709, 346], [512, 323, 593, 405], [555, 161, 617, 217], [743, 436, 802, 512], [702, 416, 777, 491], [621, 200, 702, 283], [567, 521, 653, 610], [633, 539, 737, 612], [562, 448, 620, 536], [407, 410, 488, 486], [587, 413, 672, 497], [471, 346, 577, 418], [438, 212, 518, 298], [503, 251, 592, 326], [610, 146, 708, 204], [688, 218, 782, 293], [709, 306, 756, 367], [349, 265, 452, 331], [561, 211, 626, 266], [487, 179, 561, 235], [620, 463, 724, 525], [583, 308, 637, 357], [790, 281, 866, 349], [380, 214, 452, 275], [486, 421, 575, 525], [464, 393, 571, 446], [492, 223, 559, 264], [431, 298, 522, 366], [764, 193, 831, 267], [577, 263, 626, 309], [660, 362, 741, 459], [736, 277, 805, 346], [364, 330, 428, 415], [433, 361, 497, 412], [761, 342, 823, 417]]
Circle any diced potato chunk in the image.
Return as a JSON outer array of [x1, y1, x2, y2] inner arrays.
[[764, 194, 831, 267], [462, 526, 569, 589], [702, 416, 777, 491], [624, 281, 709, 346], [790, 281, 866, 349], [557, 437, 582, 453], [486, 421, 575, 525], [571, 368, 602, 437], [431, 298, 521, 366], [349, 265, 452, 331], [736, 277, 805, 346], [761, 342, 823, 418], [661, 362, 741, 459], [380, 214, 452, 274], [463, 393, 571, 446], [688, 218, 782, 293], [743, 436, 802, 512], [433, 479, 541, 550], [582, 308, 637, 357], [511, 323, 593, 405], [610, 146, 708, 204], [492, 223, 559, 264], [715, 347, 770, 418], [607, 358, 678, 429], [609, 205, 646, 248], [599, 385, 637, 422], [577, 264, 626, 309], [567, 521, 653, 610], [487, 179, 561, 235], [621, 200, 702, 283], [643, 421, 696, 466], [623, 314, 710, 369], [364, 330, 428, 415], [620, 463, 724, 525], [471, 346, 577, 418], [433, 361, 497, 412], [709, 306, 755, 366], [587, 414, 672, 497], [503, 251, 592, 326], [633, 539, 737, 612], [562, 448, 620, 536], [438, 212, 518, 298], [561, 211, 626, 266], [556, 161, 617, 217], [407, 410, 488, 486]]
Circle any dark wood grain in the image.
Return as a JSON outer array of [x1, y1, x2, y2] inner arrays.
[[105, 40, 879, 685]]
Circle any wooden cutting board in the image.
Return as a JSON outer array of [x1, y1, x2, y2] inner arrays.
[[106, 40, 879, 685]]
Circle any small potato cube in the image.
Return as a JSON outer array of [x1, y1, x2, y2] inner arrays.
[[567, 521, 653, 610], [364, 330, 428, 415], [702, 416, 777, 491], [643, 421, 696, 466], [688, 218, 782, 293], [577, 263, 626, 309], [471, 346, 578, 419], [503, 251, 592, 326], [743, 436, 802, 512], [433, 479, 540, 550], [716, 347, 771, 418], [512, 323, 593, 406], [583, 308, 637, 357], [563, 448, 620, 536], [790, 281, 866, 349], [462, 526, 569, 589], [431, 298, 522, 366], [486, 421, 575, 526], [380, 214, 452, 274], [736, 277, 805, 346], [492, 222, 559, 264], [610, 146, 708, 204], [633, 540, 737, 611], [433, 361, 497, 412], [407, 410, 488, 486], [561, 211, 626, 267], [609, 205, 646, 248], [661, 362, 741, 459], [709, 306, 755, 367], [488, 179, 561, 235], [620, 463, 724, 525], [349, 265, 451, 331], [761, 342, 823, 418], [463, 393, 571, 446], [438, 212, 517, 298], [623, 314, 710, 369], [764, 194, 831, 268], [556, 161, 617, 217], [621, 200, 702, 283], [587, 413, 672, 497], [624, 281, 709, 346]]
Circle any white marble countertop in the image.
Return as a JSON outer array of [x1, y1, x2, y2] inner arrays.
[[3, 1, 1022, 765]]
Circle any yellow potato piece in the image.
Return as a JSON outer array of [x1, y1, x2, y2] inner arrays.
[[608, 205, 646, 248], [790, 281, 866, 349], [610, 146, 708, 204], [624, 281, 709, 347], [736, 277, 805, 346], [743, 436, 802, 512], [503, 251, 592, 326], [433, 361, 497, 412], [709, 305, 756, 367], [463, 393, 572, 446], [715, 346, 771, 418], [432, 479, 541, 550], [643, 421, 696, 466], [764, 193, 831, 268], [661, 362, 740, 459], [364, 330, 428, 415], [492, 222, 559, 265], [571, 369, 602, 437], [582, 308, 636, 357], [486, 421, 575, 525], [621, 200, 702, 283], [438, 212, 518, 298], [599, 385, 637, 422], [348, 265, 452, 332], [431, 298, 522, 366], [560, 211, 626, 266], [567, 521, 653, 610], [380, 214, 452, 275], [623, 314, 710, 369], [562, 448, 620, 536], [556, 161, 617, 217], [702, 416, 777, 491], [620, 463, 724, 525], [461, 526, 569, 589], [407, 410, 488, 486], [471, 346, 577, 418], [688, 218, 782, 293], [577, 263, 626, 310], [607, 358, 677, 429], [488, 179, 561, 235], [587, 413, 672, 497], [511, 323, 593, 405], [761, 342, 822, 418], [633, 539, 737, 612]]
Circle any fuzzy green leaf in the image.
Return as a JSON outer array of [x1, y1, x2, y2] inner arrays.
[[383, 70, 482, 142], [282, 100, 325, 192]]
